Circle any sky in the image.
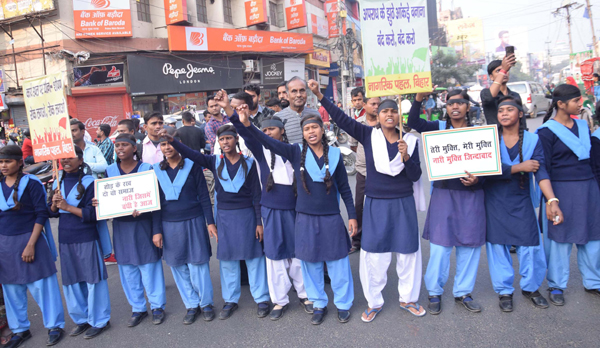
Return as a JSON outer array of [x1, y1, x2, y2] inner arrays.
[[444, 0, 600, 55]]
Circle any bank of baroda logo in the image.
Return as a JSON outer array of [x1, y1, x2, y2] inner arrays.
[[190, 32, 204, 46], [91, 0, 110, 8], [184, 28, 208, 51]]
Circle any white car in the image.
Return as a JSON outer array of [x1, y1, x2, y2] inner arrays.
[[507, 81, 552, 118]]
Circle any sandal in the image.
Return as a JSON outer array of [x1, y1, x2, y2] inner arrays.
[[399, 302, 426, 317], [360, 307, 382, 323]]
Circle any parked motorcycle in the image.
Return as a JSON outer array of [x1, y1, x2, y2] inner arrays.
[[326, 122, 356, 176], [23, 160, 54, 194]]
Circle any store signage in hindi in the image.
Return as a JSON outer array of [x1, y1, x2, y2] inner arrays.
[[360, 0, 431, 97], [73, 63, 125, 87], [422, 126, 502, 181], [127, 55, 243, 95], [284, 0, 307, 30], [245, 0, 267, 26], [73, 0, 132, 38], [168, 26, 313, 53], [95, 171, 161, 220], [261, 58, 285, 86], [0, 0, 54, 20], [305, 49, 330, 68], [310, 13, 329, 38], [164, 0, 188, 25], [23, 73, 76, 162], [325, 0, 343, 38]]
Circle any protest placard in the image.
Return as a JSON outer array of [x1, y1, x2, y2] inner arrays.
[[422, 125, 502, 181], [360, 0, 432, 97], [23, 73, 75, 162], [95, 171, 161, 220]]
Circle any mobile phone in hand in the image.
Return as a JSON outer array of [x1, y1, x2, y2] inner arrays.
[[505, 46, 515, 56]]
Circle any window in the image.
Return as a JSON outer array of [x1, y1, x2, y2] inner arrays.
[[223, 0, 233, 24], [276, 3, 284, 27], [196, 0, 208, 23], [269, 2, 277, 26], [136, 0, 151, 23]]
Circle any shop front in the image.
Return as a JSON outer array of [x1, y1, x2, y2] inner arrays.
[[127, 54, 244, 116]]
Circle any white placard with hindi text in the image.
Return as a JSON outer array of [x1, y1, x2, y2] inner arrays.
[[95, 171, 161, 220]]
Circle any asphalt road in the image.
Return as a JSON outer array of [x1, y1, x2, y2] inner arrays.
[[17, 115, 600, 348]]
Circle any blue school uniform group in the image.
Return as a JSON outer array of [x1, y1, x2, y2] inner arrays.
[[2, 99, 600, 346]]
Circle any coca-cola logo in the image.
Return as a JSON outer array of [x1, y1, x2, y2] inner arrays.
[[91, 0, 110, 9], [83, 115, 119, 129], [107, 66, 121, 78], [189, 32, 204, 46]]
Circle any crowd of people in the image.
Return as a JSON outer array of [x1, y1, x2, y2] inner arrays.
[[1, 55, 600, 348]]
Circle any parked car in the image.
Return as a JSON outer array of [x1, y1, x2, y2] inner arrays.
[[507, 81, 552, 118]]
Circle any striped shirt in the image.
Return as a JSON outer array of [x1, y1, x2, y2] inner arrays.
[[274, 106, 321, 144], [97, 137, 114, 165]]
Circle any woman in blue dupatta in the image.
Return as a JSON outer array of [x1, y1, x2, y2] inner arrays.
[[0, 145, 64, 348]]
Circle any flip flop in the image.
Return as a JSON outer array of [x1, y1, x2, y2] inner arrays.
[[361, 307, 382, 323], [400, 303, 426, 317]]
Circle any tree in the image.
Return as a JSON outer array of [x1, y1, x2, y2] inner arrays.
[[508, 61, 533, 82], [430, 51, 479, 87]]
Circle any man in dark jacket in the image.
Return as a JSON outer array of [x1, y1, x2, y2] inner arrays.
[[176, 111, 206, 152]]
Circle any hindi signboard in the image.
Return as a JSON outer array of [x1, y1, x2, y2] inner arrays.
[[422, 125, 502, 181], [244, 0, 267, 26], [73, 0, 132, 38], [164, 0, 188, 25], [23, 73, 76, 162], [360, 0, 432, 97], [95, 171, 161, 220]]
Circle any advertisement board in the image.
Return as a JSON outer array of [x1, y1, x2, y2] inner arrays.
[[284, 0, 307, 30], [73, 63, 125, 87], [164, 0, 188, 25], [245, 0, 268, 26], [445, 17, 485, 62], [73, 0, 132, 38], [0, 0, 54, 21]]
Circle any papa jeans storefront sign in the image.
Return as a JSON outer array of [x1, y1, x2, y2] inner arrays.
[[127, 55, 243, 95]]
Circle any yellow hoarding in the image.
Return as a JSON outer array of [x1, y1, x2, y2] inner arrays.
[[445, 17, 486, 62], [0, 0, 55, 21]]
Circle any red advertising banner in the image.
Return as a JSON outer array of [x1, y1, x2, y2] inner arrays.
[[325, 0, 343, 38], [245, 0, 268, 26], [164, 0, 188, 25], [73, 0, 132, 38], [168, 26, 314, 53], [285, 0, 307, 30]]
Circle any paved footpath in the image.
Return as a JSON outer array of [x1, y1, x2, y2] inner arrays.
[[20, 117, 600, 347]]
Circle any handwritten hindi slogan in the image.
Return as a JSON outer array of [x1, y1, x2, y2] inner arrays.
[[95, 171, 161, 220], [422, 125, 503, 181], [360, 0, 431, 97], [23, 73, 76, 162]]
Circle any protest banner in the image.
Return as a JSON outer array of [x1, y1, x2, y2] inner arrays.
[[360, 0, 432, 97], [95, 171, 161, 220], [23, 73, 76, 163], [422, 125, 502, 181]]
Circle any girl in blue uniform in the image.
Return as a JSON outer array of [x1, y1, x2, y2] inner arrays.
[[307, 81, 426, 322], [229, 101, 309, 320], [98, 134, 166, 326], [49, 146, 111, 339], [151, 129, 217, 324], [536, 84, 600, 305], [408, 89, 485, 315], [484, 96, 560, 312], [158, 125, 270, 321], [230, 89, 358, 325], [592, 127, 600, 188], [0, 146, 65, 348]]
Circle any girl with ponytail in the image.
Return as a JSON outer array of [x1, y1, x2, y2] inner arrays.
[[158, 112, 269, 321], [49, 146, 112, 339], [0, 145, 65, 347], [535, 83, 600, 305], [95, 134, 166, 326], [484, 96, 560, 312], [308, 80, 426, 322], [229, 106, 307, 320], [408, 88, 486, 315], [151, 127, 217, 324], [230, 86, 358, 325]]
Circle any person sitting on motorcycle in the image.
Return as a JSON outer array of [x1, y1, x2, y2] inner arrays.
[[21, 129, 34, 165]]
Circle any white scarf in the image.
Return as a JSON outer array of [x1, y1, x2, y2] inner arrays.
[[370, 128, 426, 211], [263, 147, 294, 185]]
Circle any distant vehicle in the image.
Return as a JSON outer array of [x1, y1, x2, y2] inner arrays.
[[507, 81, 552, 118]]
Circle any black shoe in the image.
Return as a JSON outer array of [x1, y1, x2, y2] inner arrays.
[[219, 302, 238, 320], [84, 322, 110, 339], [548, 288, 565, 306], [454, 294, 482, 313], [152, 308, 165, 325], [349, 245, 360, 254], [127, 311, 148, 327], [522, 290, 549, 309], [257, 302, 271, 318], [269, 304, 288, 321], [69, 323, 91, 337], [183, 307, 199, 325], [300, 298, 314, 314], [311, 307, 328, 325], [509, 245, 517, 253], [46, 328, 64, 346], [337, 309, 351, 323], [584, 288, 600, 298], [428, 295, 442, 315], [201, 305, 216, 321], [499, 294, 513, 312], [5, 330, 31, 348]]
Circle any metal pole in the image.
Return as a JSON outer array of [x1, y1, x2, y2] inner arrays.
[[566, 6, 573, 55], [585, 0, 599, 57], [337, 0, 347, 113], [10, 25, 19, 88], [40, 18, 46, 76]]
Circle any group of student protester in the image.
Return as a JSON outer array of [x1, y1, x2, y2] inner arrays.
[[1, 68, 600, 348]]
